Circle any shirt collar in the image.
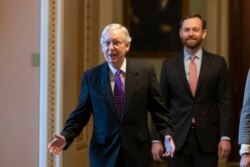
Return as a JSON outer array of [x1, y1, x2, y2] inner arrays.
[[184, 48, 203, 61], [108, 58, 127, 75]]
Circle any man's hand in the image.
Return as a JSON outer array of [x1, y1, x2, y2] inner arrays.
[[162, 135, 175, 158], [240, 153, 250, 167], [48, 134, 66, 155], [151, 142, 164, 161], [218, 139, 231, 159]]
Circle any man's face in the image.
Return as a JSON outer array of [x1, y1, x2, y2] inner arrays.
[[101, 30, 130, 69], [179, 17, 207, 50]]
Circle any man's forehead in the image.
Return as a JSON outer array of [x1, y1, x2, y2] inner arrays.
[[183, 18, 202, 24], [182, 18, 202, 28], [103, 31, 123, 40]]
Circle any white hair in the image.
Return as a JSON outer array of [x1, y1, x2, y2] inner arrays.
[[100, 23, 132, 45]]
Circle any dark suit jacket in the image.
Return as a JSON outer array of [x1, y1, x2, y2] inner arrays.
[[154, 50, 231, 153], [61, 59, 173, 167]]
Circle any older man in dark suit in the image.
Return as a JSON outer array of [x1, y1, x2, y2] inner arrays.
[[48, 23, 175, 167], [152, 13, 232, 167]]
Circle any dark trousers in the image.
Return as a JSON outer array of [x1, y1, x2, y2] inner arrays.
[[116, 147, 125, 167], [167, 126, 218, 167]]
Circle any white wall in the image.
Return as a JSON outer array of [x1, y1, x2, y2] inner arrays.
[[0, 0, 40, 166]]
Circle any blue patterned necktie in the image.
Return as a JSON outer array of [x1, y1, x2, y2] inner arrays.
[[114, 69, 125, 118]]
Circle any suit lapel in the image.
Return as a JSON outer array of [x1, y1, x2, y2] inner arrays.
[[196, 51, 210, 95], [123, 59, 139, 119], [175, 53, 193, 96], [98, 63, 119, 119]]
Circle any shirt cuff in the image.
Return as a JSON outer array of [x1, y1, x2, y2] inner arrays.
[[240, 144, 250, 156], [152, 140, 161, 143], [221, 136, 230, 141]]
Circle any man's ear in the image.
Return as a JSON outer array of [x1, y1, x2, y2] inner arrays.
[[202, 29, 207, 39]]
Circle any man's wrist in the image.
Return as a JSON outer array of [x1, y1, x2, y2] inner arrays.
[[152, 140, 161, 143], [220, 136, 230, 141]]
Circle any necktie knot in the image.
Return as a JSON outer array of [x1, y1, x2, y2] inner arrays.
[[116, 69, 121, 77], [191, 55, 196, 62]]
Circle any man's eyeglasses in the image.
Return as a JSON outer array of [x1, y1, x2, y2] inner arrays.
[[102, 40, 124, 47]]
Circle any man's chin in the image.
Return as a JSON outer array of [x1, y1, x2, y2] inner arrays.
[[107, 57, 116, 62], [185, 43, 201, 50], [108, 59, 118, 65]]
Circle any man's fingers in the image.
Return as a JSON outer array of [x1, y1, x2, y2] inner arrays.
[[54, 134, 63, 139], [218, 150, 230, 159], [162, 152, 171, 158], [49, 146, 63, 155], [152, 153, 163, 161]]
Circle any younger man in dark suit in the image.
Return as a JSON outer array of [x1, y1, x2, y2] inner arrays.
[[152, 13, 232, 167], [48, 23, 175, 167]]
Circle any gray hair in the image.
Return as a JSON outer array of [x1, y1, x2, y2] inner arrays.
[[100, 23, 132, 45]]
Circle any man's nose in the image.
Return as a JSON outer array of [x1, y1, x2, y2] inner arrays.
[[108, 43, 115, 50], [189, 30, 194, 36]]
